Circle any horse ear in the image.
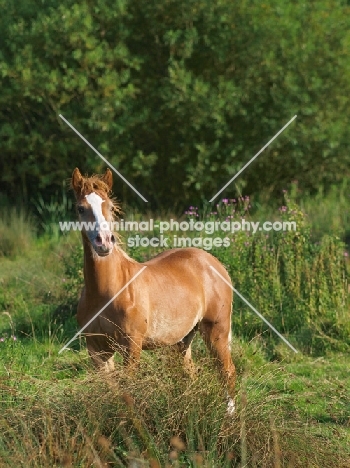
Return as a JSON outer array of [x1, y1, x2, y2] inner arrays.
[[71, 168, 83, 193], [101, 168, 113, 190]]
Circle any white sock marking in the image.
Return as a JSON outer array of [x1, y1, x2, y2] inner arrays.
[[227, 398, 235, 416]]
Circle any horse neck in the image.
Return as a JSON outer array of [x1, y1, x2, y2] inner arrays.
[[82, 236, 133, 298]]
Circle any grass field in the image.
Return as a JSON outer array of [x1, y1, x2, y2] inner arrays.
[[0, 188, 349, 466]]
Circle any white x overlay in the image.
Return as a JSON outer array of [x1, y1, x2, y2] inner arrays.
[[210, 267, 298, 353], [210, 115, 297, 202], [59, 113, 298, 354], [59, 114, 148, 202], [209, 115, 298, 352]]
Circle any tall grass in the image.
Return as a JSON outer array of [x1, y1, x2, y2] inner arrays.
[[212, 205, 350, 354], [0, 208, 36, 258], [254, 180, 350, 242], [0, 341, 349, 467], [33, 186, 74, 239], [0, 230, 80, 344]]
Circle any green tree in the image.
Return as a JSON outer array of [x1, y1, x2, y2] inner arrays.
[[0, 0, 350, 209]]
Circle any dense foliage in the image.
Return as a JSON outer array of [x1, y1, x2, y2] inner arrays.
[[1, 0, 350, 209]]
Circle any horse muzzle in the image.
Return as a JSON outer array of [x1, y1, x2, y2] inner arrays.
[[93, 232, 116, 256]]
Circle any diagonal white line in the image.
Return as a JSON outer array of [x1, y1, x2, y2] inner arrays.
[[59, 114, 148, 202], [210, 266, 298, 353], [58, 266, 147, 354], [209, 115, 297, 202]]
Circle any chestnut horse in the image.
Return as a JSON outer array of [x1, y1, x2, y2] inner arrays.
[[71, 168, 236, 412]]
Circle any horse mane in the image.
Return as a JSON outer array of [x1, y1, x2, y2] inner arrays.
[[72, 172, 120, 204]]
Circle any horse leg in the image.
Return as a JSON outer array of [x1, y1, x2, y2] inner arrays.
[[86, 337, 115, 373], [174, 327, 198, 377], [121, 334, 143, 372], [199, 320, 236, 414], [120, 310, 147, 371]]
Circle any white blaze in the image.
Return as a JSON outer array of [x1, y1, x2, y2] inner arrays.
[[85, 192, 106, 229]]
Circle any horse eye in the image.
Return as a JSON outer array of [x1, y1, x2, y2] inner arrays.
[[77, 206, 84, 214], [110, 206, 114, 212]]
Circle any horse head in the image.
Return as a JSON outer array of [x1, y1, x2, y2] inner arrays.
[[71, 167, 119, 257]]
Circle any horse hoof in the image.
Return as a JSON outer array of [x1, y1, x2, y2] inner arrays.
[[227, 398, 235, 416]]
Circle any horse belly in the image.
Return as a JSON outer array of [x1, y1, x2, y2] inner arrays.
[[144, 307, 202, 347]]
